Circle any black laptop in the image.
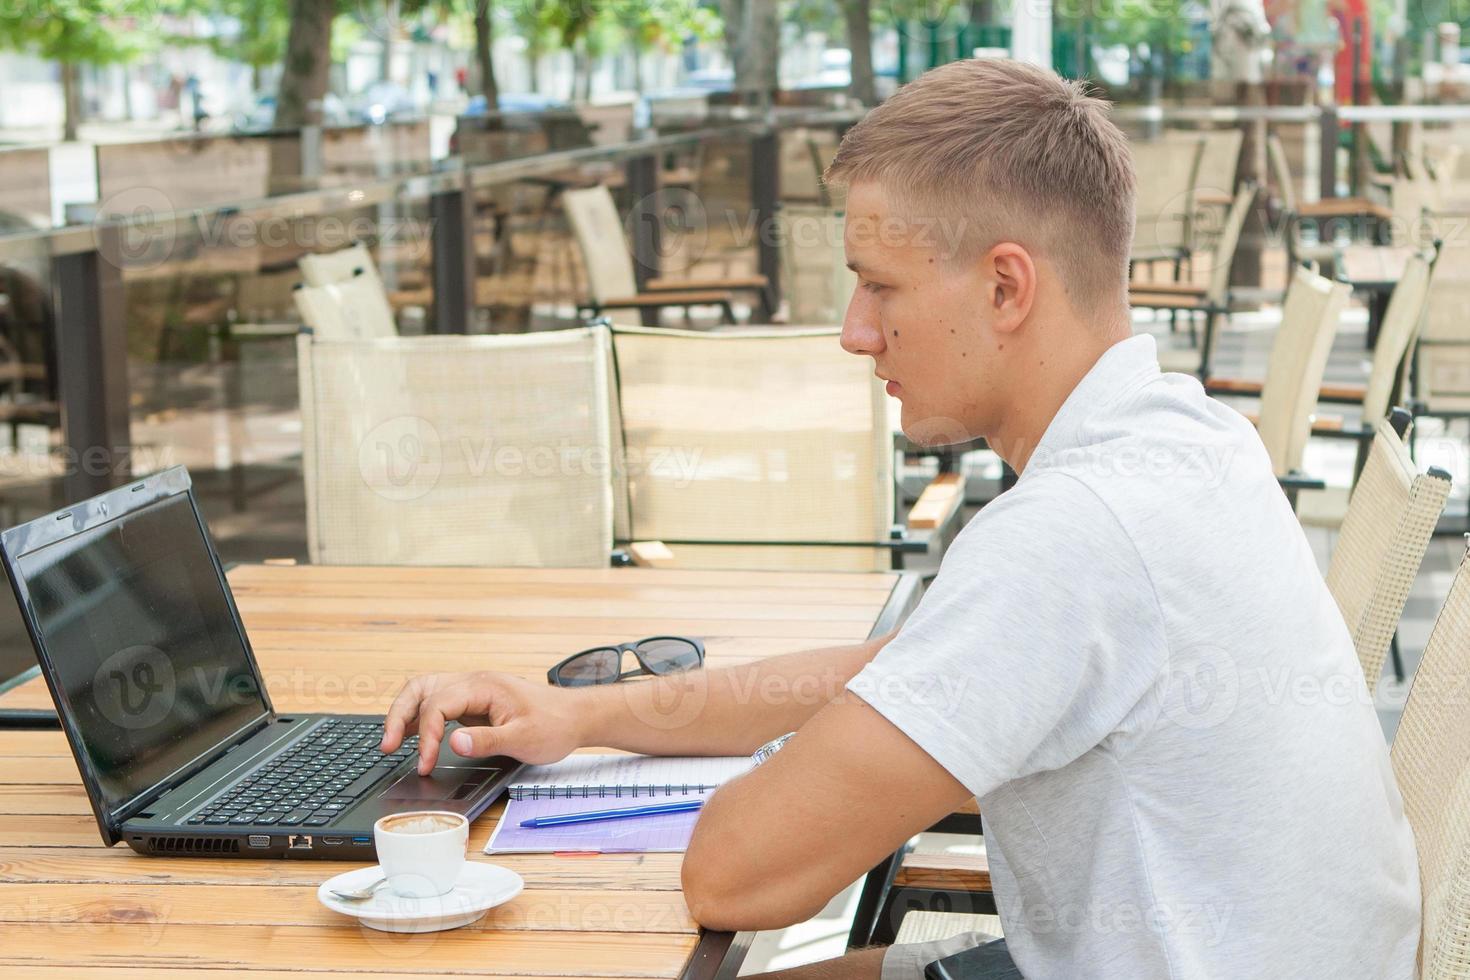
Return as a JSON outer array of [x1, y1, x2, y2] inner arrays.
[[0, 465, 522, 860]]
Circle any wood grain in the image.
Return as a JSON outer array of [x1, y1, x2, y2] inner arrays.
[[0, 563, 900, 977]]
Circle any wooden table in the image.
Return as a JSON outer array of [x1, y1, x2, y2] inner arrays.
[[0, 564, 915, 979]]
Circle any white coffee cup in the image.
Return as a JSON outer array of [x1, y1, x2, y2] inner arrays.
[[374, 810, 469, 898]]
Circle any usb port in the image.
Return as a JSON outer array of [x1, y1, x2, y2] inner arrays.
[[248, 835, 271, 849], [352, 836, 371, 845]]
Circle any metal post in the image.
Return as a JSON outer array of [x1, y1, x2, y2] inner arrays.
[[1350, 18, 1364, 197], [625, 153, 661, 327], [1320, 105, 1339, 201], [54, 233, 131, 503], [750, 129, 781, 322], [430, 182, 476, 333]]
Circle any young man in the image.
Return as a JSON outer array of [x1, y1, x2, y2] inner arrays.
[[380, 60, 1419, 978]]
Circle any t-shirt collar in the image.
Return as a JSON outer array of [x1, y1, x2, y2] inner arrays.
[[1028, 333, 1160, 469]]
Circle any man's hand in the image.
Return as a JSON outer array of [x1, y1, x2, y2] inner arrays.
[[380, 672, 588, 774]]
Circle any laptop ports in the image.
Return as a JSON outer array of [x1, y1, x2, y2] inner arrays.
[[321, 836, 346, 846], [288, 834, 313, 850], [247, 835, 271, 849]]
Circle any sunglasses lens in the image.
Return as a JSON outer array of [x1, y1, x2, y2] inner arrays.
[[555, 648, 621, 686], [636, 638, 702, 675]]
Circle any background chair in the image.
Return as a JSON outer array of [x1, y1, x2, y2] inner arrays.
[[296, 327, 615, 567], [609, 325, 959, 571], [561, 185, 768, 325], [1134, 181, 1257, 377], [1269, 132, 1392, 269], [1323, 411, 1451, 692], [1389, 546, 1470, 979], [292, 270, 398, 340], [1128, 137, 1203, 279], [778, 204, 857, 325], [1171, 127, 1244, 257]]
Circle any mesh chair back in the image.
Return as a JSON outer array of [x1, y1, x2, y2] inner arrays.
[[1390, 549, 1470, 979], [1183, 128, 1245, 202], [1362, 253, 1434, 424], [1416, 245, 1470, 414], [1267, 134, 1298, 214], [609, 326, 894, 571], [293, 272, 397, 340], [1129, 138, 1203, 260], [297, 328, 614, 567], [1256, 266, 1350, 476], [1203, 182, 1257, 306], [1326, 420, 1450, 693], [562, 185, 641, 325], [779, 205, 857, 325]]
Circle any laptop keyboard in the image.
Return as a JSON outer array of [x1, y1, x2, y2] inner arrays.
[[186, 719, 419, 828]]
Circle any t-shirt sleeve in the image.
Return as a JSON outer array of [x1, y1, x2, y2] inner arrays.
[[847, 472, 1169, 800]]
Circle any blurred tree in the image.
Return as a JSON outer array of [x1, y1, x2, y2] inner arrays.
[[841, 0, 876, 104], [720, 0, 780, 97], [544, 0, 597, 101], [0, 0, 152, 141], [167, 0, 291, 94], [471, 0, 500, 105], [506, 0, 555, 93], [607, 0, 719, 94], [276, 0, 336, 127]]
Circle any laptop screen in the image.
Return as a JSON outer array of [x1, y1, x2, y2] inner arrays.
[[14, 489, 268, 816]]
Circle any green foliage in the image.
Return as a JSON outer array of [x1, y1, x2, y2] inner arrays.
[[0, 0, 156, 64]]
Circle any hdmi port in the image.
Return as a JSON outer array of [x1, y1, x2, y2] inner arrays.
[[321, 836, 346, 846]]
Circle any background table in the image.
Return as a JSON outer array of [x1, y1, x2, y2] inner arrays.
[[0, 564, 916, 979]]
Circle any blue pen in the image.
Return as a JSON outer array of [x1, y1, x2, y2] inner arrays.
[[520, 798, 704, 828]]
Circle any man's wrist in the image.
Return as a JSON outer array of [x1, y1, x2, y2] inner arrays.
[[566, 682, 619, 749]]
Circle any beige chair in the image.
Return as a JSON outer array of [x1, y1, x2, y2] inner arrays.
[[1414, 263, 1470, 417], [292, 271, 398, 340], [1390, 547, 1470, 979], [1269, 133, 1392, 268], [778, 205, 857, 325], [1129, 137, 1203, 272], [1210, 265, 1351, 484], [1170, 128, 1244, 254], [610, 325, 955, 572], [1323, 412, 1451, 693], [296, 327, 615, 567], [298, 242, 385, 292], [1133, 181, 1257, 377], [560, 184, 768, 325]]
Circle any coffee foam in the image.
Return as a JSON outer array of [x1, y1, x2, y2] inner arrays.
[[381, 813, 462, 835]]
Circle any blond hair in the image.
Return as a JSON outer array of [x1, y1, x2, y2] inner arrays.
[[825, 58, 1135, 312]]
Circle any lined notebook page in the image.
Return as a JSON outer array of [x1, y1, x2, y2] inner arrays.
[[484, 792, 707, 854], [508, 754, 751, 800]]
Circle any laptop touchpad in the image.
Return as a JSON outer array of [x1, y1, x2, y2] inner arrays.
[[384, 768, 500, 800]]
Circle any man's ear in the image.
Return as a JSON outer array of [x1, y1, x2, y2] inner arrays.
[[984, 243, 1037, 336]]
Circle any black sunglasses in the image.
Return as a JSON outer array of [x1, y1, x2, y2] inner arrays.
[[547, 636, 706, 687]]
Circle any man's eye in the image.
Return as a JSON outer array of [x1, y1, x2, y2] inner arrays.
[[860, 280, 886, 295]]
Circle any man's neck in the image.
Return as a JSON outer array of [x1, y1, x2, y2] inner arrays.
[[987, 318, 1132, 474]]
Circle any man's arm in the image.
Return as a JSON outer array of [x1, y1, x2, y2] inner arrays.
[[681, 690, 972, 932], [381, 633, 894, 771]]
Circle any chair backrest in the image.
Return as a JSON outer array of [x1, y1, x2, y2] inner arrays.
[[1256, 265, 1351, 476], [1267, 133, 1298, 214], [292, 272, 398, 340], [1416, 248, 1470, 415], [780, 128, 826, 204], [1391, 175, 1440, 247], [1129, 138, 1203, 259], [1362, 252, 1434, 424], [296, 327, 614, 567], [1390, 547, 1470, 979], [1186, 128, 1245, 202], [609, 325, 895, 571], [299, 242, 386, 294], [1203, 181, 1257, 306], [1325, 417, 1451, 693], [779, 205, 857, 325], [562, 185, 639, 305]]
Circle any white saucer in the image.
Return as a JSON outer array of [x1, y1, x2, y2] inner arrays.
[[318, 862, 524, 933]]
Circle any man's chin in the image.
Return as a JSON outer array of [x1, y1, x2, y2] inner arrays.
[[900, 408, 976, 449]]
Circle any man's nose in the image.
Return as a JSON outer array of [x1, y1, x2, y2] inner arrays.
[[840, 290, 885, 358]]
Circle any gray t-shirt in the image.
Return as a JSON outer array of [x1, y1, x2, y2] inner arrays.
[[849, 334, 1420, 978]]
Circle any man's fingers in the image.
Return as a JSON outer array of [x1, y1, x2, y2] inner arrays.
[[415, 705, 449, 774], [448, 725, 502, 759], [381, 676, 430, 752]]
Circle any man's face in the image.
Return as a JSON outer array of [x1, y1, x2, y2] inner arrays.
[[839, 181, 1001, 446]]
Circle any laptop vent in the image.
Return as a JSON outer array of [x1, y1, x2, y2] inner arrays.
[[145, 836, 241, 855]]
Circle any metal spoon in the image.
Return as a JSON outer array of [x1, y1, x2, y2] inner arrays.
[[330, 876, 388, 901]]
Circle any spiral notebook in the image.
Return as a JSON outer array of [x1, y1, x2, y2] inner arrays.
[[506, 754, 752, 801], [485, 754, 752, 854]]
